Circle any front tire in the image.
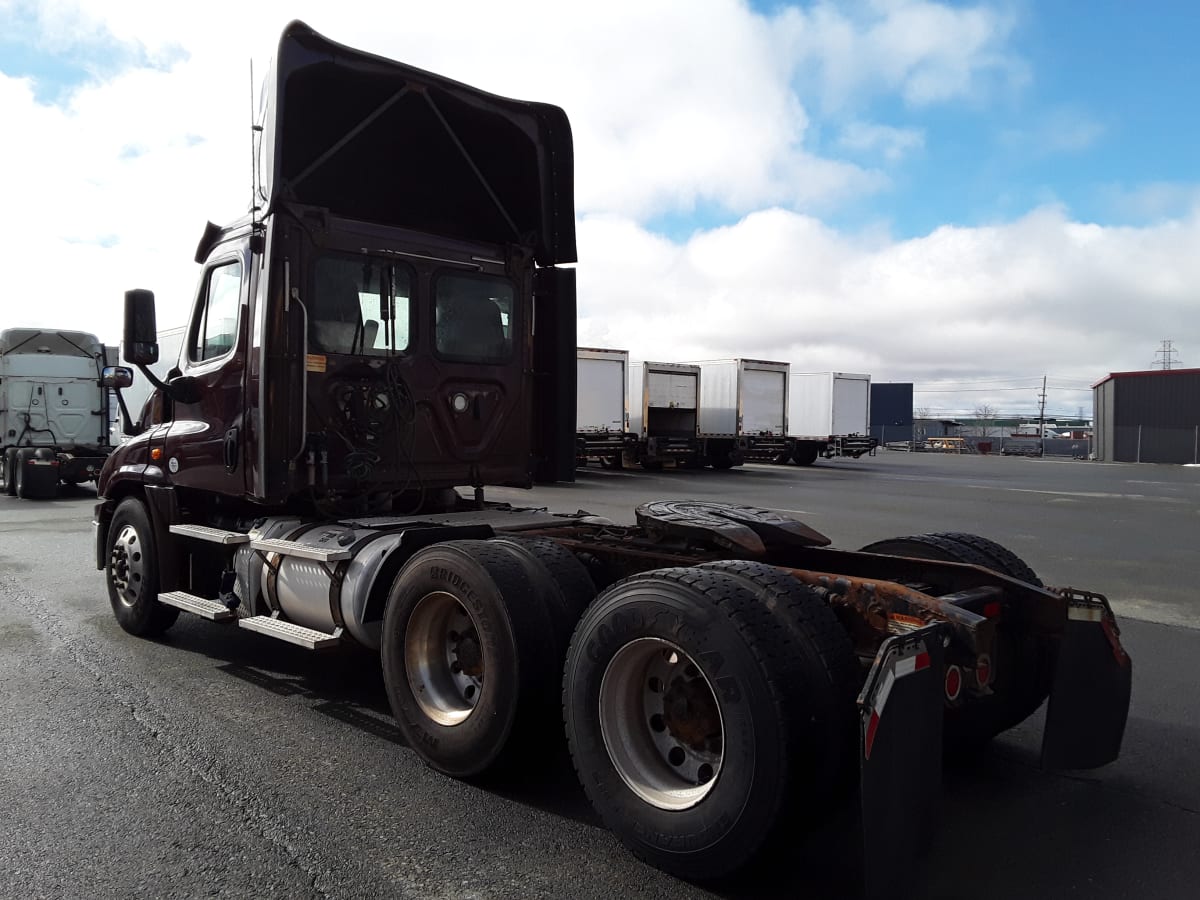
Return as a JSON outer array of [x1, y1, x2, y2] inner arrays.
[[105, 497, 179, 636], [2, 448, 16, 496]]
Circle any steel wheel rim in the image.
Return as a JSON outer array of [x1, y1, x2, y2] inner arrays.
[[599, 637, 725, 811], [110, 524, 145, 607], [404, 591, 485, 726]]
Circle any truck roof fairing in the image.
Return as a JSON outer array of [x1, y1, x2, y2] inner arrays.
[[259, 21, 577, 266]]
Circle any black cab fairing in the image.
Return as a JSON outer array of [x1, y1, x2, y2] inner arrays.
[[257, 21, 576, 268]]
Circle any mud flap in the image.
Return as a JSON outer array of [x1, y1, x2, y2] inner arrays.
[[859, 624, 946, 900], [1041, 591, 1132, 770]]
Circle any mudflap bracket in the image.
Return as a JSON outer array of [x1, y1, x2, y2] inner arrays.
[[858, 623, 947, 900]]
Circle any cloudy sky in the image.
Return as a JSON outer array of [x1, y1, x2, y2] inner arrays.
[[2, 0, 1196, 420]]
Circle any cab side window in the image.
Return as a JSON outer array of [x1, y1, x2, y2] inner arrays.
[[189, 260, 242, 362]]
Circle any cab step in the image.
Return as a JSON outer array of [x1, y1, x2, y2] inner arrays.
[[249, 537, 352, 562], [158, 590, 236, 622], [169, 524, 251, 545], [237, 615, 342, 650]]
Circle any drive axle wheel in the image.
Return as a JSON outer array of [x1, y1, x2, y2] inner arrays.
[[105, 497, 179, 636], [600, 638, 725, 810], [859, 533, 1055, 744], [382, 540, 557, 778], [564, 567, 817, 880]]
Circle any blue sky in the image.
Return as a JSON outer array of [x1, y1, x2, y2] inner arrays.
[[1, 1, 1197, 421]]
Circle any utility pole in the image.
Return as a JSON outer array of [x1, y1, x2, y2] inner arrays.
[[1154, 339, 1181, 370], [1037, 375, 1047, 458]]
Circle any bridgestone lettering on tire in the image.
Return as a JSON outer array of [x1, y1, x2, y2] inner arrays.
[[381, 540, 557, 778], [105, 497, 180, 637], [563, 567, 819, 880], [859, 532, 1054, 744]]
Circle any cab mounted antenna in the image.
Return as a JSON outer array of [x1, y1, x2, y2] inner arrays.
[[249, 59, 263, 232]]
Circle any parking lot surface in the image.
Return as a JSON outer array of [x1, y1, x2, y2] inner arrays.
[[1, 452, 1196, 898]]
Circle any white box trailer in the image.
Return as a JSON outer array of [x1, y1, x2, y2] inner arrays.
[[685, 358, 790, 462], [786, 372, 877, 465], [1, 328, 118, 498], [576, 347, 634, 465], [627, 361, 706, 469]]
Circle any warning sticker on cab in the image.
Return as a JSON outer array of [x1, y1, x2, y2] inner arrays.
[[305, 354, 327, 373]]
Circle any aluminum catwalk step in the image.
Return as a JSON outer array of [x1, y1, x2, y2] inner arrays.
[[158, 590, 236, 622], [169, 524, 251, 545], [249, 538, 352, 562], [238, 616, 342, 650]]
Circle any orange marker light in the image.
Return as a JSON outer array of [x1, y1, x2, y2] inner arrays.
[[151, 448, 163, 461]]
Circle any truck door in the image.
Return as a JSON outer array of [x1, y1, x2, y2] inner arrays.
[[161, 249, 248, 496]]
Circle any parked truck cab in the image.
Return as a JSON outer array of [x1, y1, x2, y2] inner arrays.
[[92, 21, 1131, 890]]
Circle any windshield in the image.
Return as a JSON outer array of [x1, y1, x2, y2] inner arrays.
[[434, 273, 514, 364], [309, 255, 411, 356]]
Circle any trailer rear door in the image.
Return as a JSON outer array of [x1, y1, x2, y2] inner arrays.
[[742, 368, 786, 435]]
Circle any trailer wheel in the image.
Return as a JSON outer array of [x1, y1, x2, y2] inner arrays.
[[598, 454, 622, 470], [105, 497, 180, 636], [792, 443, 820, 466], [697, 560, 862, 798], [859, 533, 1054, 744], [381, 540, 557, 778], [2, 448, 16, 496], [564, 567, 815, 880]]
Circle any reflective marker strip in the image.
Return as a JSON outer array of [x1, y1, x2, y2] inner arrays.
[[1068, 606, 1104, 623], [864, 650, 932, 759]]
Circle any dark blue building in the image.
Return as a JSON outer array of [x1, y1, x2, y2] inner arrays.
[[870, 382, 913, 445]]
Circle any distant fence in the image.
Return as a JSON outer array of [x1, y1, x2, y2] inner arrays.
[[1109, 425, 1200, 464]]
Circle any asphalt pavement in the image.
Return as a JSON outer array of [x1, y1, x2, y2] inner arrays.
[[1, 452, 1197, 899]]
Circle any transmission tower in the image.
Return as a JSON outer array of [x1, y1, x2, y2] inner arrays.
[[1153, 339, 1182, 370]]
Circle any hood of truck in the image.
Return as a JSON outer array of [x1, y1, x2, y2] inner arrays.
[[258, 21, 576, 266]]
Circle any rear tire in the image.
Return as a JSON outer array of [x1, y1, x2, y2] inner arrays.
[[792, 443, 820, 466], [381, 540, 558, 778], [859, 533, 1054, 744], [564, 567, 827, 880], [106, 497, 179, 636], [698, 560, 862, 798]]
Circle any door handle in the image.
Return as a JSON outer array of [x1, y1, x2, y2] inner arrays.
[[223, 426, 239, 473]]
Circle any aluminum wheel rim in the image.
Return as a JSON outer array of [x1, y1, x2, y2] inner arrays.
[[599, 637, 725, 811], [404, 591, 485, 726], [110, 524, 146, 607]]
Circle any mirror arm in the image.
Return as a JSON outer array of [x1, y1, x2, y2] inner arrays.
[[113, 388, 143, 437]]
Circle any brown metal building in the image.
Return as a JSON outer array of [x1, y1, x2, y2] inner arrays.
[[1092, 368, 1200, 463]]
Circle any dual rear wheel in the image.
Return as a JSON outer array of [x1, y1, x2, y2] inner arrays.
[[382, 540, 861, 879]]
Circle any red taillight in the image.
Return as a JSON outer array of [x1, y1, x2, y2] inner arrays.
[[945, 664, 963, 702], [983, 601, 1002, 619], [976, 654, 992, 687]]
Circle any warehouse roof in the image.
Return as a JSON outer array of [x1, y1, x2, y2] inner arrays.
[[1092, 368, 1200, 389]]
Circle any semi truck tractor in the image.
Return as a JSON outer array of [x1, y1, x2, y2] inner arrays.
[[1, 328, 119, 499], [687, 357, 791, 463], [787, 371, 878, 465], [575, 347, 633, 468], [93, 21, 1131, 891]]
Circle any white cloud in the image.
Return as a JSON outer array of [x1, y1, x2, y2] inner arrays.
[[778, 0, 1028, 109], [1, 0, 1193, 422], [577, 204, 1200, 402], [837, 121, 925, 161]]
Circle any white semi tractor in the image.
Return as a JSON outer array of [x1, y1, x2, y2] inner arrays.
[[1, 328, 119, 498]]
